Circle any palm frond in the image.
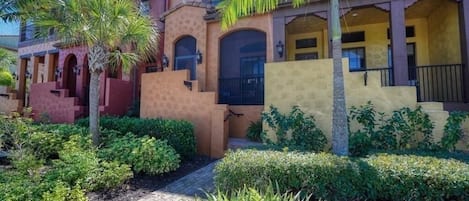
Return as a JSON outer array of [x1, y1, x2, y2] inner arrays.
[[219, 0, 310, 30]]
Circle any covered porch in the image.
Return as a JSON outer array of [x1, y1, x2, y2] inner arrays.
[[273, 0, 468, 109]]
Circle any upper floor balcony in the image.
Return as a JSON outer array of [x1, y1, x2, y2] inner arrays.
[[19, 24, 56, 48]]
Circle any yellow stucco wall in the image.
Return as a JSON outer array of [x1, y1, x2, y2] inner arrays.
[[286, 18, 431, 67], [428, 0, 461, 65], [265, 59, 418, 145]]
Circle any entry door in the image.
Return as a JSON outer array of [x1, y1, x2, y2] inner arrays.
[[175, 55, 197, 80]]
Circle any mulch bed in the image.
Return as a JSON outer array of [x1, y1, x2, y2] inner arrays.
[[88, 155, 216, 201]]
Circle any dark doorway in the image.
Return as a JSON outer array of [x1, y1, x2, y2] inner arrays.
[[65, 55, 77, 97], [219, 30, 266, 105]]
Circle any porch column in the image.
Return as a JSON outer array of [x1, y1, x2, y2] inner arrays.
[[459, 0, 469, 102], [32, 56, 39, 83], [17, 58, 28, 102], [390, 0, 408, 86], [273, 16, 286, 62], [45, 54, 54, 82]]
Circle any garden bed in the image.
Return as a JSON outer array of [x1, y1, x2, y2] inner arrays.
[[88, 155, 215, 201]]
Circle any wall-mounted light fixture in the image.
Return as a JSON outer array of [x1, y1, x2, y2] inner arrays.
[[73, 65, 81, 75], [12, 72, 18, 80], [276, 41, 284, 58], [196, 50, 203, 64], [55, 67, 62, 78], [25, 70, 32, 79], [162, 54, 169, 68]]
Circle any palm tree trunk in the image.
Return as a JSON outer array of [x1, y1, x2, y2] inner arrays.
[[89, 70, 100, 146], [88, 43, 107, 146], [330, 0, 349, 156]]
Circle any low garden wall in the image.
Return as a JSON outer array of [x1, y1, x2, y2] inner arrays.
[[140, 70, 229, 158]]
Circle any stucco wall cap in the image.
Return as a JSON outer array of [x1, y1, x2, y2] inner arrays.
[[160, 1, 214, 22]]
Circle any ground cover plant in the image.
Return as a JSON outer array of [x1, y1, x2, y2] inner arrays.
[[0, 114, 187, 200]]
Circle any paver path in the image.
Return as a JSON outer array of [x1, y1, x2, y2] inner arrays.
[[138, 161, 218, 201]]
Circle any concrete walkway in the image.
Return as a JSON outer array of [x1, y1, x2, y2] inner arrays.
[[138, 161, 218, 201], [138, 138, 261, 201]]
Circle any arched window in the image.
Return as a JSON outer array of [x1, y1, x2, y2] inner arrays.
[[219, 30, 266, 105], [174, 36, 197, 80]]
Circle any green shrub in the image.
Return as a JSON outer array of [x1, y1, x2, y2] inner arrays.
[[348, 102, 435, 156], [76, 116, 196, 158], [246, 120, 263, 142], [262, 105, 327, 152], [46, 135, 132, 192], [99, 133, 180, 175], [205, 183, 309, 201], [215, 150, 469, 201], [41, 182, 87, 201], [441, 111, 469, 151]]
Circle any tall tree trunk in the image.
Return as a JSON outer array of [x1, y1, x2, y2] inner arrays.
[[89, 71, 100, 146], [88, 43, 107, 146], [330, 0, 349, 156]]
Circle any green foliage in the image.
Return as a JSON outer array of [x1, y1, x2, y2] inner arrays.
[[215, 150, 469, 201], [76, 116, 196, 158], [348, 102, 435, 156], [41, 182, 87, 201], [0, 116, 134, 200], [441, 111, 469, 151], [205, 183, 309, 201], [262, 105, 327, 152], [99, 133, 180, 175], [246, 120, 263, 142], [45, 135, 132, 192]]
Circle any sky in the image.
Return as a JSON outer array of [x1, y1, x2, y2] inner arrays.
[[0, 21, 20, 35]]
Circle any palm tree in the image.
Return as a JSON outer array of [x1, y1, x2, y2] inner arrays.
[[219, 0, 349, 156], [20, 0, 158, 145]]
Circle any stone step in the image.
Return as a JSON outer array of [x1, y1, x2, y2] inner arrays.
[[418, 102, 444, 111], [228, 138, 263, 150]]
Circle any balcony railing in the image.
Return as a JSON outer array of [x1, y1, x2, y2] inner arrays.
[[352, 67, 394, 86], [219, 76, 264, 105], [357, 64, 465, 103], [411, 64, 465, 103]]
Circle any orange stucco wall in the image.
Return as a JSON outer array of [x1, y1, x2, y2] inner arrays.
[[163, 6, 273, 138], [140, 70, 229, 158]]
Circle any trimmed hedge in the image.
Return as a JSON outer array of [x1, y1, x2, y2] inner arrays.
[[215, 150, 469, 201], [75, 116, 196, 158]]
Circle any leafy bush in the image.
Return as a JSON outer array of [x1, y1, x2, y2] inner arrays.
[[215, 150, 469, 201], [45, 135, 132, 192], [41, 182, 87, 201], [262, 105, 327, 152], [246, 120, 263, 142], [76, 116, 196, 158], [206, 183, 309, 201], [441, 111, 469, 151], [348, 102, 435, 156], [99, 133, 180, 175]]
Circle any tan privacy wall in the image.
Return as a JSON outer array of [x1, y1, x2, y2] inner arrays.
[[0, 86, 21, 114], [140, 70, 229, 158], [265, 59, 425, 145]]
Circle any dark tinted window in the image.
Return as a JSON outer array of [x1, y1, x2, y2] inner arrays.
[[296, 38, 317, 49], [342, 32, 365, 43]]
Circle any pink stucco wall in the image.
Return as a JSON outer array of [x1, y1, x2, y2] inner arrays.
[[100, 78, 133, 116], [30, 82, 82, 123]]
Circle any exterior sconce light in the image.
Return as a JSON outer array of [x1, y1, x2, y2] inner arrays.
[[162, 54, 169, 68], [55, 67, 62, 78], [12, 72, 18, 80], [196, 49, 203, 64], [25, 70, 32, 79], [276, 40, 284, 58], [73, 65, 81, 75]]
